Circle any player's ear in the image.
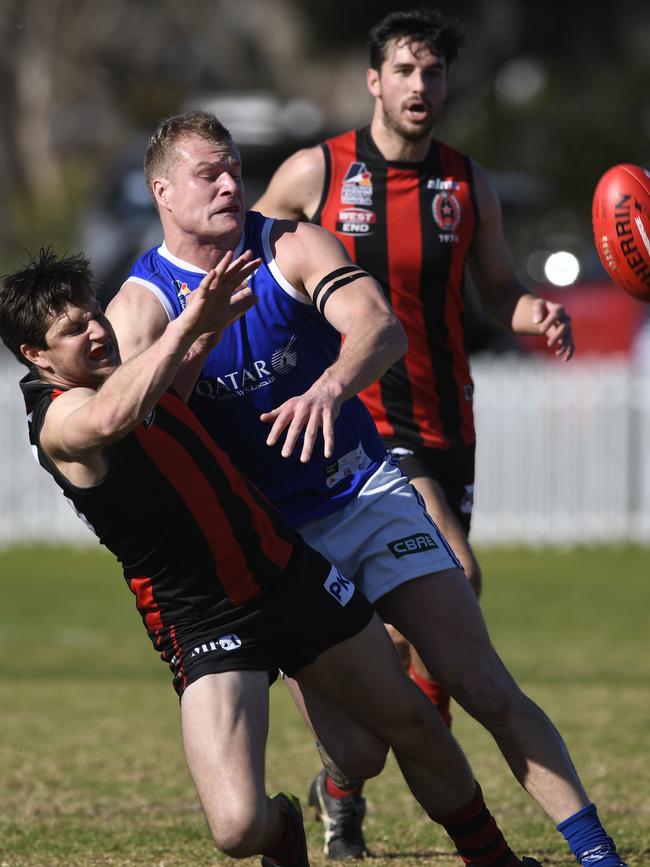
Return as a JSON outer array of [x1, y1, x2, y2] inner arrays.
[[21, 343, 50, 370], [152, 177, 170, 210], [367, 67, 381, 97]]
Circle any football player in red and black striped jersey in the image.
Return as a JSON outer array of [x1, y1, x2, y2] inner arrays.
[[256, 8, 573, 611], [0, 249, 555, 867]]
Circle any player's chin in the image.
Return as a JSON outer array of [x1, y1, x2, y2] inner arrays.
[[213, 209, 244, 228], [76, 366, 113, 389], [399, 119, 435, 141], [95, 359, 118, 379]]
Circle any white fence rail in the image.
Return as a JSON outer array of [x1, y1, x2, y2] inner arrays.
[[1, 351, 649, 547], [472, 357, 650, 544]]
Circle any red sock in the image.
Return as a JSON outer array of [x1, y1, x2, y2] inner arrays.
[[325, 772, 364, 799], [409, 664, 452, 727], [262, 804, 303, 866], [432, 781, 521, 867]]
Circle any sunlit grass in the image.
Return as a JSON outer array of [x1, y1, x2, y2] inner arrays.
[[1, 545, 648, 866]]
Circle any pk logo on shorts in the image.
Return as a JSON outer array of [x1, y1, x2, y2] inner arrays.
[[324, 568, 354, 607]]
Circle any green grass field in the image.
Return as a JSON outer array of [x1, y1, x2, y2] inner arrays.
[[1, 545, 648, 866]]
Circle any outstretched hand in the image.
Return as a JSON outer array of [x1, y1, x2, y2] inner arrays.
[[181, 250, 261, 343], [532, 298, 574, 360], [260, 378, 344, 463]]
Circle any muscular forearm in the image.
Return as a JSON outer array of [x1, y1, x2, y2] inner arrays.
[[171, 334, 218, 402], [483, 282, 537, 334], [319, 312, 407, 401], [260, 311, 406, 462], [88, 320, 195, 443], [486, 285, 574, 362]]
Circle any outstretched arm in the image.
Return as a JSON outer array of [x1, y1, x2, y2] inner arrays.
[[43, 254, 259, 475], [260, 221, 407, 462], [106, 255, 259, 401], [469, 160, 574, 361]]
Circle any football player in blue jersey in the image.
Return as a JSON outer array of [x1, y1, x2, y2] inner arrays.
[[106, 110, 626, 867]]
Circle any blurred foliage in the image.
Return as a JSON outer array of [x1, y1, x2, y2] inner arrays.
[[0, 0, 648, 278]]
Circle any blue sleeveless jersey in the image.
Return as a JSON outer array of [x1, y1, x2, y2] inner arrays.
[[128, 210, 386, 525]]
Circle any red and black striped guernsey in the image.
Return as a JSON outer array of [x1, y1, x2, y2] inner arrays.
[[313, 126, 478, 449], [20, 375, 298, 657]]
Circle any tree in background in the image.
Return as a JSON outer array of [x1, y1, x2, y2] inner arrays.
[[0, 0, 647, 279]]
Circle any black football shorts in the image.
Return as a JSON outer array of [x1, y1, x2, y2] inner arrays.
[[166, 542, 374, 697]]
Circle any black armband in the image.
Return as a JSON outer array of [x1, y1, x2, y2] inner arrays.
[[312, 266, 368, 315]]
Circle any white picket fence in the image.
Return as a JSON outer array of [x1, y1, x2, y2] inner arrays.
[[1, 350, 649, 547], [471, 356, 650, 544]]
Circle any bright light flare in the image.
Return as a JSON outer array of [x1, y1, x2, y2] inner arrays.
[[544, 251, 580, 286]]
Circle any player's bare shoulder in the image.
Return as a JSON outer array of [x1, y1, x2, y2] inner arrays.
[[269, 218, 352, 297], [39, 385, 98, 461], [106, 278, 169, 360], [254, 146, 325, 221], [271, 219, 344, 264]]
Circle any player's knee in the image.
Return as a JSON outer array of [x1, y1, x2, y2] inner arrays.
[[209, 807, 267, 859], [466, 683, 512, 730], [453, 663, 521, 730], [389, 689, 446, 751], [347, 740, 388, 779], [329, 737, 389, 780]]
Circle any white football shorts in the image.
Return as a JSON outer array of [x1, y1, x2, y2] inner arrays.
[[297, 456, 461, 604]]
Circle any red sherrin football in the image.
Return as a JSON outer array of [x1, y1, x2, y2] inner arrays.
[[592, 163, 650, 301]]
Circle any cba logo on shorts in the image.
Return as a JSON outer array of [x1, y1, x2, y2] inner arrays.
[[387, 533, 439, 559], [324, 568, 354, 607]]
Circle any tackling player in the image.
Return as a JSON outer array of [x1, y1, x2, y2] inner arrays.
[[0, 248, 548, 867]]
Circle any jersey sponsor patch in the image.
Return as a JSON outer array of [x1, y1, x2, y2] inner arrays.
[[324, 567, 355, 606], [325, 442, 373, 488], [426, 177, 461, 192], [188, 634, 242, 659], [173, 279, 192, 309], [341, 162, 373, 206], [194, 334, 298, 402], [271, 335, 298, 374], [432, 191, 462, 242], [336, 206, 376, 236], [387, 532, 439, 559]]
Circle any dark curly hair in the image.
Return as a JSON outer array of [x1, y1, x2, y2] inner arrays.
[[144, 110, 232, 198], [0, 247, 95, 368], [368, 7, 464, 70]]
